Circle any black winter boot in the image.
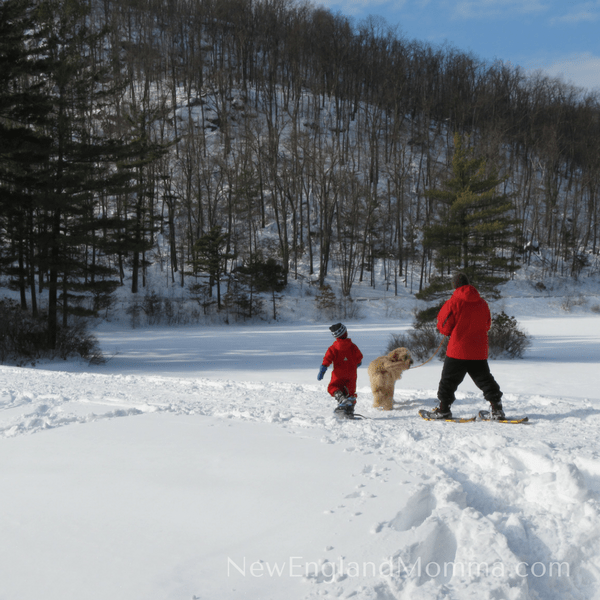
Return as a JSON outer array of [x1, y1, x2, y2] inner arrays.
[[334, 391, 356, 418], [429, 405, 452, 419], [490, 402, 505, 420]]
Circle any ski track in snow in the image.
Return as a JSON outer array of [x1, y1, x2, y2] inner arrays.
[[2, 366, 600, 600]]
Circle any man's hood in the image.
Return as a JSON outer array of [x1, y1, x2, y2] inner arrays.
[[453, 284, 481, 302]]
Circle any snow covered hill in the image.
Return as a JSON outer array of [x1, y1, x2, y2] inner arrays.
[[2, 302, 600, 600]]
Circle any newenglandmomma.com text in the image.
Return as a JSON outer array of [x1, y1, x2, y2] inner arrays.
[[227, 556, 569, 581]]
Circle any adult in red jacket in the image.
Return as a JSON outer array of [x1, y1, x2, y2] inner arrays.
[[318, 323, 363, 417], [432, 273, 504, 419]]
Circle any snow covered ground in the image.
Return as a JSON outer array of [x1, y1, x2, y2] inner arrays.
[[2, 283, 600, 600]]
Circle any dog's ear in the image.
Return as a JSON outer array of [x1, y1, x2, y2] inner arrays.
[[389, 348, 402, 362]]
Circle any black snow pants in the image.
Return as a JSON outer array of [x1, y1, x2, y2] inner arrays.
[[437, 356, 502, 411]]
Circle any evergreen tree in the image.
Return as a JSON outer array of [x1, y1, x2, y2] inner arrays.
[[254, 258, 287, 321], [237, 257, 287, 320], [0, 0, 164, 348], [37, 0, 127, 346], [419, 133, 519, 299], [114, 108, 170, 294], [192, 227, 235, 310], [0, 0, 52, 315]]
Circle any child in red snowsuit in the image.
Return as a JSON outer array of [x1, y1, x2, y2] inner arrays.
[[317, 323, 363, 417]]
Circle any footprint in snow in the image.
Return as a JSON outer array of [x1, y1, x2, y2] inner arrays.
[[387, 484, 436, 532]]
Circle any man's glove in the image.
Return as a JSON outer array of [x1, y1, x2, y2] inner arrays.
[[317, 365, 328, 381]]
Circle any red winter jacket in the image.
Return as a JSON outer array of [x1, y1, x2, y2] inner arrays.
[[437, 285, 491, 360], [322, 337, 363, 397]]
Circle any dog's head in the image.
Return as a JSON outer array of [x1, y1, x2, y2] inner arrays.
[[388, 347, 414, 368]]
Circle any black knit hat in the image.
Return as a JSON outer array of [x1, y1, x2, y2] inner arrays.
[[329, 323, 347, 338], [452, 272, 470, 289]]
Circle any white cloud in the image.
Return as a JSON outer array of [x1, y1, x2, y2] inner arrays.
[[525, 52, 600, 92], [454, 0, 548, 19], [315, 0, 406, 16], [550, 1, 600, 24]]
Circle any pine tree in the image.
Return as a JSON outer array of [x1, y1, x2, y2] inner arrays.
[[114, 107, 170, 294], [237, 257, 287, 320], [0, 0, 164, 348], [0, 0, 52, 315], [419, 133, 519, 299], [192, 227, 235, 310], [37, 0, 126, 346]]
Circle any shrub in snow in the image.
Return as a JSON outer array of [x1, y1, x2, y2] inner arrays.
[[0, 299, 103, 365], [386, 309, 530, 361], [386, 322, 447, 362], [340, 296, 364, 320], [315, 285, 337, 320], [314, 285, 364, 321], [487, 311, 531, 359], [142, 290, 163, 325], [561, 295, 586, 312], [54, 319, 105, 364], [125, 301, 142, 328], [188, 282, 216, 316], [222, 276, 265, 322], [164, 298, 183, 325]]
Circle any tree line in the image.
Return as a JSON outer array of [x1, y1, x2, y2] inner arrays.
[[2, 0, 600, 338]]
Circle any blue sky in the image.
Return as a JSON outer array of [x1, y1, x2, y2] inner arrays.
[[316, 0, 600, 93]]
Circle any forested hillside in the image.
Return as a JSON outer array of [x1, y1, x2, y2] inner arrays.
[[2, 0, 600, 336]]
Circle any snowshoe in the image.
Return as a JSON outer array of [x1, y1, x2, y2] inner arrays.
[[479, 410, 528, 424], [419, 408, 476, 423]]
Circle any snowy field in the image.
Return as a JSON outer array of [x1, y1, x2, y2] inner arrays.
[[2, 286, 600, 600]]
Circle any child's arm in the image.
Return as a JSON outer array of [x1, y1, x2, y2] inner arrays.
[[318, 346, 334, 380], [354, 345, 364, 367]]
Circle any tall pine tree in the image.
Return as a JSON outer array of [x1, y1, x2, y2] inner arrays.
[[192, 227, 235, 310], [0, 0, 52, 315], [419, 133, 519, 299], [1, 0, 165, 349], [37, 0, 127, 345]]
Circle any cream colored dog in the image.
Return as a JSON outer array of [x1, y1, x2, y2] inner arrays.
[[368, 347, 413, 410]]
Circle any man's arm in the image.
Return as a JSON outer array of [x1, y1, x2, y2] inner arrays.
[[437, 299, 455, 336]]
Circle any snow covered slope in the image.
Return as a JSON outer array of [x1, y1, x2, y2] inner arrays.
[[1, 313, 600, 600]]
